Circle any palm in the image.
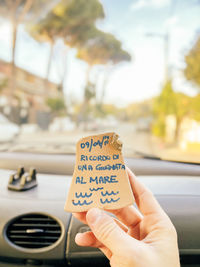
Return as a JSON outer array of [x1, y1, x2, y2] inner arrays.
[[73, 168, 178, 266]]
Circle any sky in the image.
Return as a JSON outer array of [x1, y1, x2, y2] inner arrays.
[[0, 0, 200, 107]]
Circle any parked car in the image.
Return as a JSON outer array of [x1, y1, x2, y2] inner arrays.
[[49, 117, 76, 132], [0, 113, 20, 142]]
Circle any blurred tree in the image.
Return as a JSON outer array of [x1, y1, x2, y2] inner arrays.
[[77, 32, 131, 70], [79, 81, 96, 129], [28, 0, 104, 89], [0, 0, 55, 100], [184, 36, 200, 89], [152, 79, 190, 142], [77, 31, 131, 102], [126, 99, 153, 122], [77, 31, 131, 126], [0, 77, 8, 92], [191, 94, 200, 121], [99, 45, 132, 105], [46, 97, 66, 115]]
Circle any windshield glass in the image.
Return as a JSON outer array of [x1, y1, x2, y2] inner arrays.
[[0, 0, 200, 163]]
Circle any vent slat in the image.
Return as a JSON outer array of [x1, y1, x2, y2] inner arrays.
[[9, 235, 59, 240], [21, 218, 54, 221], [10, 230, 60, 234], [14, 241, 52, 245], [6, 213, 62, 249], [12, 224, 59, 227]]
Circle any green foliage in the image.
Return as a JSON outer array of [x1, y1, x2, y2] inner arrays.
[[0, 78, 8, 92], [190, 94, 200, 121], [126, 99, 153, 122], [77, 31, 131, 66], [28, 0, 104, 45], [184, 37, 200, 89], [46, 97, 66, 113], [153, 80, 176, 116], [152, 116, 166, 138], [84, 82, 96, 102], [92, 103, 119, 118], [0, 0, 54, 23], [152, 79, 200, 140], [152, 80, 185, 138]]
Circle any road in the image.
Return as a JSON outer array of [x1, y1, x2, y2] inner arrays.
[[1, 124, 200, 163], [1, 123, 154, 157]]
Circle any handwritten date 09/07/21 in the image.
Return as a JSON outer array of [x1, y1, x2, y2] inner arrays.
[[80, 135, 109, 152]]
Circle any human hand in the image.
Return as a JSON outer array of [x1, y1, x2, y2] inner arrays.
[[73, 167, 180, 267]]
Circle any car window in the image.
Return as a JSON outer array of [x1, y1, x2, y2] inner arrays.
[[0, 0, 200, 163]]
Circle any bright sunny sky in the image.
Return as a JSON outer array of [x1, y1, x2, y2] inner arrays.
[[0, 0, 200, 107]]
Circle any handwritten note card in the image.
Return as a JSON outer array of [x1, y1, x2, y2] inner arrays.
[[64, 132, 134, 212]]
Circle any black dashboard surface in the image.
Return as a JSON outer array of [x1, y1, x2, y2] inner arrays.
[[0, 156, 200, 266]]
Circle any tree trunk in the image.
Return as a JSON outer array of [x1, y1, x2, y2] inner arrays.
[[100, 71, 109, 105], [7, 0, 34, 107], [82, 64, 92, 131], [44, 41, 54, 91], [174, 117, 182, 145], [60, 46, 69, 94], [85, 64, 92, 86], [9, 20, 18, 105], [99, 64, 112, 107]]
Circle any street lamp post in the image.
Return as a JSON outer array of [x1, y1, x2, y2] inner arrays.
[[145, 32, 170, 81]]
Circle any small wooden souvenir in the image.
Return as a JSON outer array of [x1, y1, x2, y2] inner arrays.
[[64, 132, 134, 212]]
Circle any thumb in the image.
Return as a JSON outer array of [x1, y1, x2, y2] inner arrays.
[[86, 208, 136, 254]]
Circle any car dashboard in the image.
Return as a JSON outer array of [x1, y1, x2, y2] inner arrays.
[[0, 153, 200, 267]]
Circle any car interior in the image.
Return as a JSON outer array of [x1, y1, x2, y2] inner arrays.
[[0, 153, 200, 267], [0, 0, 200, 266]]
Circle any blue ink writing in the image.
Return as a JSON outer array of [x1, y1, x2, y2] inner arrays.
[[75, 192, 92, 198], [72, 200, 93, 206], [89, 187, 104, 191], [78, 164, 93, 171], [101, 191, 119, 197], [100, 197, 120, 204], [96, 163, 125, 171], [89, 175, 118, 184], [80, 155, 111, 161], [80, 135, 109, 152], [113, 154, 119, 160], [75, 176, 86, 184]]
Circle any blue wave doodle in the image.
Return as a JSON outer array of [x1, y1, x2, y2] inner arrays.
[[89, 187, 104, 192], [101, 191, 119, 197], [100, 197, 120, 204], [72, 200, 93, 206], [75, 192, 92, 198]]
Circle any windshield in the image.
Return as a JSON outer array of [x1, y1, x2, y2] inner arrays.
[[0, 0, 200, 163]]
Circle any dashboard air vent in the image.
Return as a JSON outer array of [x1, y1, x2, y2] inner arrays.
[[6, 213, 62, 249]]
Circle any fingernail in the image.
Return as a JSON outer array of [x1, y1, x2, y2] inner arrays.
[[75, 233, 83, 245], [87, 208, 102, 225]]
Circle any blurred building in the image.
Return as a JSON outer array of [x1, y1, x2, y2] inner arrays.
[[0, 59, 61, 128]]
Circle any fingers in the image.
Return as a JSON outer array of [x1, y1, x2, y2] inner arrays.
[[74, 219, 127, 259], [73, 205, 142, 234], [73, 212, 128, 233], [126, 167, 165, 217], [109, 205, 142, 229], [73, 212, 87, 224], [86, 208, 138, 254], [114, 218, 128, 232], [75, 231, 102, 247], [75, 231, 112, 259]]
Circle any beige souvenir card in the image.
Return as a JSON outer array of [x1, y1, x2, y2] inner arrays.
[[64, 132, 134, 212]]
